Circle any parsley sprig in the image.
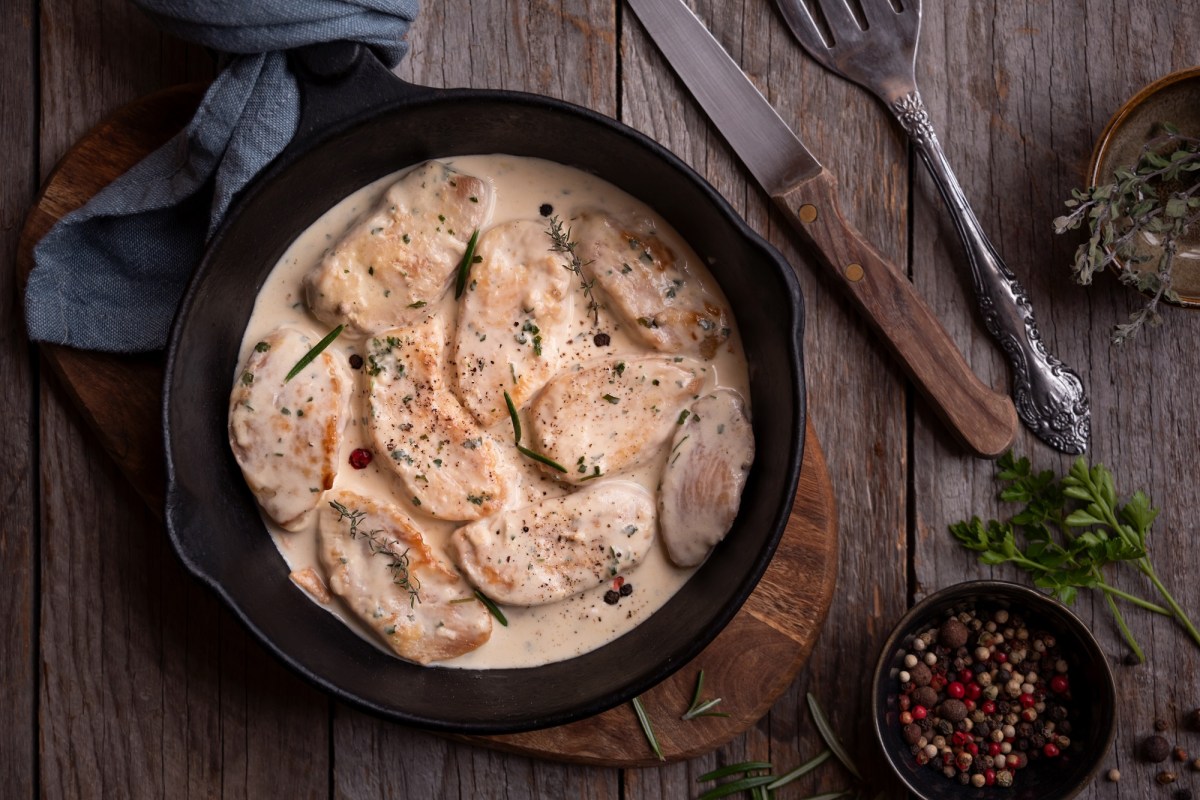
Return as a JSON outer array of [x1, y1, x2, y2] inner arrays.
[[950, 452, 1200, 662]]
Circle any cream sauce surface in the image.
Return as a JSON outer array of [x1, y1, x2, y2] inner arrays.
[[235, 155, 751, 669]]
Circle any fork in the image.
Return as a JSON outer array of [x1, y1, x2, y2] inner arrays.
[[774, 0, 1089, 454]]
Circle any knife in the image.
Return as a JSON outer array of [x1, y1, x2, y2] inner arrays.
[[626, 0, 1018, 459]]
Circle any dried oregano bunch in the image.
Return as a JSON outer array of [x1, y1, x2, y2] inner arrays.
[[1054, 123, 1200, 343]]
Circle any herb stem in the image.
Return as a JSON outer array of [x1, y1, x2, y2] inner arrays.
[[1137, 559, 1200, 648], [1103, 589, 1145, 664], [1098, 580, 1170, 615], [286, 325, 344, 382]]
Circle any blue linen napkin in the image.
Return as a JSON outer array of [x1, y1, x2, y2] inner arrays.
[[25, 0, 419, 353]]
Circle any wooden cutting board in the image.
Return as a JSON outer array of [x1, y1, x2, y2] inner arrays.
[[16, 84, 838, 766]]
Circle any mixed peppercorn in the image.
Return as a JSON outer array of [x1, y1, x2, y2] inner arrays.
[[894, 606, 1073, 789]]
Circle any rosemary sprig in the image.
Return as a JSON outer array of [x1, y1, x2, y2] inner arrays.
[[949, 452, 1200, 662], [1054, 124, 1200, 343], [546, 215, 600, 325], [516, 445, 568, 473], [631, 696, 664, 761], [454, 228, 481, 299], [474, 589, 508, 627], [285, 324, 344, 382], [681, 669, 728, 720], [328, 500, 420, 607]]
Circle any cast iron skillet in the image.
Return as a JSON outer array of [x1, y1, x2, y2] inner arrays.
[[163, 43, 806, 733]]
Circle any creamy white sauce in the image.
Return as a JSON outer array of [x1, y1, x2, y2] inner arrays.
[[235, 155, 751, 669]]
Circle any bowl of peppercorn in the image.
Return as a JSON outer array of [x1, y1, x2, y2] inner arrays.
[[872, 581, 1117, 800]]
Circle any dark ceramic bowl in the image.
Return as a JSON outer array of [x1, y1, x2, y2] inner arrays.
[[162, 44, 806, 733], [872, 581, 1116, 800], [1088, 66, 1200, 306]]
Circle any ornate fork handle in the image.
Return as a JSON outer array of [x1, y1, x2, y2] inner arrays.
[[891, 91, 1090, 454]]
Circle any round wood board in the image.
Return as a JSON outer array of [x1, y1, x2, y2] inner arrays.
[[16, 84, 838, 766]]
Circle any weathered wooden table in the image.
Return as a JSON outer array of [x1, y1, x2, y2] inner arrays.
[[4, 1, 1198, 797]]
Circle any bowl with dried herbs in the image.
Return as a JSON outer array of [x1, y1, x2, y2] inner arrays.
[[872, 581, 1116, 800], [1055, 66, 1200, 343]]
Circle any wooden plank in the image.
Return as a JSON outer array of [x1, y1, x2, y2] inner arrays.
[[34, 1, 329, 797], [621, 0, 908, 794], [0, 1, 38, 797], [912, 2, 1200, 798]]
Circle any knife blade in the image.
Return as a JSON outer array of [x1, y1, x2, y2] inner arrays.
[[627, 0, 1017, 458]]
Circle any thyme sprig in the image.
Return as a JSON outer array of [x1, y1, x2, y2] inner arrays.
[[329, 500, 420, 607], [546, 215, 600, 325], [949, 452, 1200, 662], [1054, 124, 1200, 343]]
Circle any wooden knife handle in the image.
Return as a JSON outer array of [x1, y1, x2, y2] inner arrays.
[[774, 167, 1017, 458]]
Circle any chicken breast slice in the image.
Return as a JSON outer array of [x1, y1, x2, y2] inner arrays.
[[228, 326, 351, 530], [367, 318, 508, 520], [659, 390, 756, 567], [576, 211, 731, 358], [317, 490, 492, 664], [452, 220, 574, 427], [451, 481, 656, 606], [305, 161, 493, 336], [528, 356, 705, 483]]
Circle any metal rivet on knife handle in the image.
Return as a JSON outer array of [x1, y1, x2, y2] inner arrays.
[[844, 263, 864, 282], [798, 204, 818, 223]]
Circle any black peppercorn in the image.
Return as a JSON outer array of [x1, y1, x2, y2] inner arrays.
[[539, 203, 553, 217], [619, 583, 633, 596], [603, 590, 619, 605], [349, 353, 364, 370], [1143, 735, 1172, 763], [593, 332, 611, 347]]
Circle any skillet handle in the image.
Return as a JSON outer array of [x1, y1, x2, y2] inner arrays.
[[285, 42, 437, 157]]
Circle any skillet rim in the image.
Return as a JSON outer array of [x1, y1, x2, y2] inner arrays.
[[162, 82, 807, 733]]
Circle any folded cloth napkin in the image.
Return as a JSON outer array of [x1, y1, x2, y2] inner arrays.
[[25, 0, 419, 353]]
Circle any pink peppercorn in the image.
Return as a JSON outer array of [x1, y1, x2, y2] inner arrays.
[[1019, 693, 1036, 708], [966, 683, 982, 700], [982, 700, 996, 714], [995, 652, 1007, 663], [1044, 743, 1061, 758], [984, 769, 996, 786], [912, 705, 927, 720], [947, 682, 966, 699], [349, 448, 372, 469], [1050, 674, 1069, 694]]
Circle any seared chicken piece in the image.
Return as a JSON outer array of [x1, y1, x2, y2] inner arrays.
[[305, 161, 493, 335], [576, 211, 730, 358], [368, 318, 508, 520], [659, 390, 755, 567], [317, 490, 492, 664], [228, 326, 351, 530], [290, 568, 332, 604], [451, 481, 656, 606], [452, 220, 574, 427], [528, 356, 704, 483]]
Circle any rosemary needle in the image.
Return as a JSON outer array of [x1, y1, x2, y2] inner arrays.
[[696, 762, 772, 782], [697, 776, 774, 800], [516, 444, 567, 473], [631, 696, 665, 761], [285, 324, 344, 382], [454, 228, 481, 299], [765, 749, 832, 790], [474, 590, 507, 626], [503, 390, 521, 443], [807, 693, 862, 781], [681, 670, 728, 720]]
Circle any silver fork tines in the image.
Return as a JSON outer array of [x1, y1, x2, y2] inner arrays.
[[775, 0, 1090, 454]]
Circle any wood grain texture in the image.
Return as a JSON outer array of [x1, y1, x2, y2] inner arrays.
[[32, 1, 330, 798], [11, 0, 1199, 797], [775, 167, 1017, 458], [622, 1, 910, 795], [0, 2, 37, 797], [911, 2, 1200, 800]]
